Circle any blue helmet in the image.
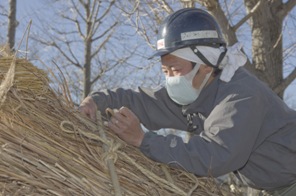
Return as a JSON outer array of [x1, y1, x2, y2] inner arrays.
[[151, 8, 226, 58]]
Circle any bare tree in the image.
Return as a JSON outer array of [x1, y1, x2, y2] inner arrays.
[[120, 0, 296, 99], [197, 0, 296, 98], [7, 0, 17, 51], [32, 0, 135, 100], [0, 0, 17, 49], [2, 0, 295, 103]]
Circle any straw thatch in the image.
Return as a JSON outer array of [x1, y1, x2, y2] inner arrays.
[[0, 50, 235, 195]]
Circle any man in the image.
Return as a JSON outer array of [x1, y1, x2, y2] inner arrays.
[[79, 8, 296, 195]]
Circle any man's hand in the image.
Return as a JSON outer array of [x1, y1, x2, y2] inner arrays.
[[78, 96, 97, 121], [106, 107, 144, 147]]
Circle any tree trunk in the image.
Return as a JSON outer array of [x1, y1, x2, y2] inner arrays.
[[83, 41, 92, 98], [245, 0, 284, 97], [181, 0, 195, 8], [83, 5, 92, 98], [7, 0, 17, 51]]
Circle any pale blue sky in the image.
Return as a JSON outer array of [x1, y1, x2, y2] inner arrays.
[[2, 0, 296, 108]]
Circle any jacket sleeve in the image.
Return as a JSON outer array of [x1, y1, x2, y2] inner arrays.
[[91, 87, 187, 131], [140, 92, 267, 177]]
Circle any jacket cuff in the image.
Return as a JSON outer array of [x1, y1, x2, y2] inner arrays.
[[139, 131, 157, 158]]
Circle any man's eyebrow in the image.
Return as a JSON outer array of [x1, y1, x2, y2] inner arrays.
[[162, 62, 177, 66]]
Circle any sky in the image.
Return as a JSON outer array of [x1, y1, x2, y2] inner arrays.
[[1, 0, 296, 108]]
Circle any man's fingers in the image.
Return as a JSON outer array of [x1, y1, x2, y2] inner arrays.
[[118, 107, 135, 118], [78, 96, 98, 121], [105, 107, 138, 130], [78, 106, 88, 116], [103, 107, 144, 147], [90, 112, 97, 121], [111, 117, 119, 125], [108, 119, 122, 134], [105, 108, 114, 119]]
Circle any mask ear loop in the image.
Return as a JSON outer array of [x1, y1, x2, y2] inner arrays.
[[184, 63, 201, 82], [198, 69, 213, 90]]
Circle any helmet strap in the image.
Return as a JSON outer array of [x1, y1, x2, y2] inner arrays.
[[190, 45, 227, 69]]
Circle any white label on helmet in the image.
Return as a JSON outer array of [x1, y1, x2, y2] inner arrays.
[[157, 39, 165, 50], [181, 30, 218, 41]]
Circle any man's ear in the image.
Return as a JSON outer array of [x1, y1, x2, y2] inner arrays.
[[199, 64, 213, 74], [204, 65, 213, 73]]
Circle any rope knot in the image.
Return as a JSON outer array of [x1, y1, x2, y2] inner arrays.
[[101, 137, 122, 165]]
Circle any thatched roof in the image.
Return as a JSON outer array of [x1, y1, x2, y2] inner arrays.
[[0, 50, 233, 195]]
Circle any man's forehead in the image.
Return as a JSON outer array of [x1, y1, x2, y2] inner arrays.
[[161, 54, 186, 62]]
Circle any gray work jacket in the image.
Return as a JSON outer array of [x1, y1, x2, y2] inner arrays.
[[91, 68, 296, 191]]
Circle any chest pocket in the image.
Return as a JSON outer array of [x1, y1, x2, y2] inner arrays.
[[186, 113, 205, 134]]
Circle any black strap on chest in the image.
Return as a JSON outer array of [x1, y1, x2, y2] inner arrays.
[[186, 113, 199, 132]]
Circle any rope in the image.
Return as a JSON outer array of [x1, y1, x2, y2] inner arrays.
[[60, 113, 200, 195], [96, 111, 122, 196], [60, 115, 123, 196], [101, 138, 121, 164], [60, 120, 106, 144]]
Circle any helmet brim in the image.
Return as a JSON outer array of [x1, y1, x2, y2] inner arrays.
[[148, 48, 174, 60]]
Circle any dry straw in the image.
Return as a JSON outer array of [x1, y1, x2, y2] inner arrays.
[[0, 48, 234, 195]]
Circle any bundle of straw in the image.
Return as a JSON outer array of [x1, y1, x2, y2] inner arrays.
[[0, 58, 49, 94], [0, 52, 233, 195]]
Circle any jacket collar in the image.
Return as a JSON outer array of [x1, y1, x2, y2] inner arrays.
[[182, 74, 220, 116]]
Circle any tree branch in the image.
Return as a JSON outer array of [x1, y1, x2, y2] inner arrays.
[[65, 41, 81, 68], [95, 0, 115, 23], [52, 41, 82, 69], [90, 69, 105, 85], [90, 61, 118, 85], [156, 0, 174, 13], [92, 1, 115, 36], [76, 0, 87, 23], [91, 32, 113, 59], [75, 19, 86, 40], [280, 0, 296, 18], [233, 1, 262, 31], [91, 21, 117, 42], [274, 67, 296, 94], [89, 0, 98, 22], [0, 5, 8, 16]]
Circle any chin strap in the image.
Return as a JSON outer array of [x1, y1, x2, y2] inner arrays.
[[190, 45, 227, 69]]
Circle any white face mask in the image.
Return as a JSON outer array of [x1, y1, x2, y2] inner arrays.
[[165, 64, 212, 105]]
